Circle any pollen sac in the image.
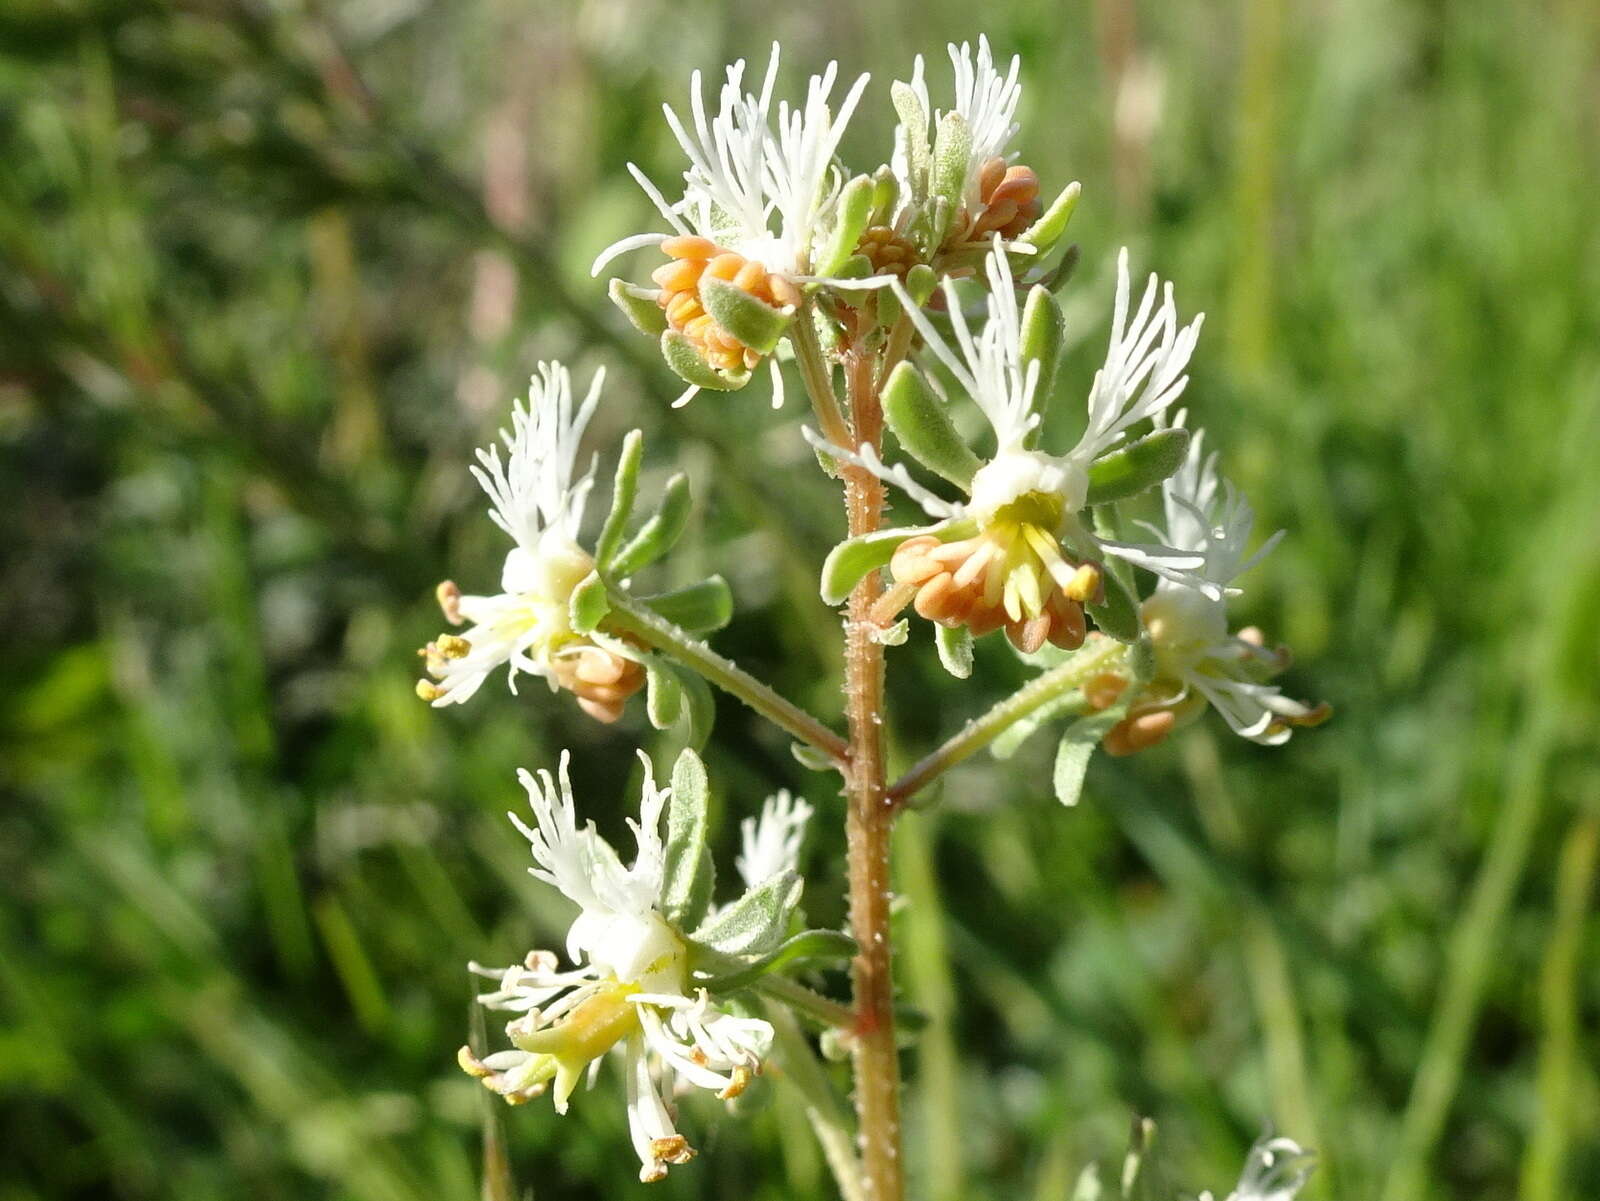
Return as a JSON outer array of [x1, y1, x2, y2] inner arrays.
[[651, 237, 798, 388], [549, 645, 647, 724], [969, 156, 1043, 241], [884, 529, 1092, 655]]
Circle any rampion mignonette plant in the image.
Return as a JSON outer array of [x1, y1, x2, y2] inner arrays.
[[417, 38, 1328, 1200]]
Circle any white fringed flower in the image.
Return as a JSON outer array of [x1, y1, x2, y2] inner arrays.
[[417, 365, 646, 722], [809, 241, 1211, 655], [1110, 421, 1329, 750], [460, 753, 773, 1184], [1200, 1135, 1316, 1201], [736, 791, 813, 887], [592, 45, 868, 279]]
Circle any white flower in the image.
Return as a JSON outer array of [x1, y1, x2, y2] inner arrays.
[[417, 365, 646, 721], [896, 36, 1024, 211], [592, 45, 868, 279], [1130, 423, 1328, 746], [736, 791, 813, 888], [461, 753, 773, 1183], [1200, 1135, 1316, 1201], [808, 241, 1212, 655]]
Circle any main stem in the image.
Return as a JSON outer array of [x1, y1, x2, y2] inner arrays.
[[838, 340, 903, 1201]]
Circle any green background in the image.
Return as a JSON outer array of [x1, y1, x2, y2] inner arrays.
[[3, 0, 1597, 1198]]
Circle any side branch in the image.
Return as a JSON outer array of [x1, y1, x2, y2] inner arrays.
[[603, 596, 849, 764], [886, 636, 1132, 806]]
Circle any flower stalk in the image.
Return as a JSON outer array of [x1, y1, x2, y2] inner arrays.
[[887, 635, 1132, 806], [602, 592, 849, 763]]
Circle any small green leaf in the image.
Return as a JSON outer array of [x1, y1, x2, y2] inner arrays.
[[891, 81, 930, 203], [929, 111, 971, 247], [638, 577, 732, 634], [868, 165, 899, 226], [1085, 428, 1192, 505], [1017, 180, 1081, 254], [876, 282, 903, 328], [610, 472, 692, 578], [691, 870, 802, 956], [595, 429, 643, 568], [568, 572, 610, 634], [905, 263, 938, 307], [814, 174, 875, 279], [883, 360, 982, 488], [990, 689, 1088, 759], [678, 670, 715, 751], [608, 278, 667, 336], [699, 276, 793, 354], [819, 518, 975, 606], [1019, 286, 1066, 410], [661, 329, 750, 391], [790, 741, 836, 772], [644, 658, 683, 729], [873, 619, 909, 646], [1043, 243, 1082, 293], [660, 749, 714, 928], [694, 929, 857, 993], [1085, 565, 1141, 643], [1053, 712, 1120, 807], [830, 253, 875, 282], [935, 624, 973, 679]]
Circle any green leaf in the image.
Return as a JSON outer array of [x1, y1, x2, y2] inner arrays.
[[595, 429, 643, 568], [637, 576, 732, 634], [1085, 565, 1141, 643], [891, 81, 930, 203], [868, 164, 899, 226], [819, 518, 975, 606], [990, 688, 1089, 759], [790, 741, 835, 772], [1018, 180, 1081, 254], [568, 572, 610, 634], [876, 281, 903, 327], [610, 472, 692, 579], [608, 278, 667, 336], [694, 929, 857, 993], [677, 669, 715, 751], [660, 749, 714, 928], [929, 110, 971, 247], [699, 276, 793, 354], [661, 329, 750, 391], [1019, 286, 1066, 410], [935, 624, 973, 679], [813, 174, 875, 278], [691, 870, 802, 956], [883, 360, 982, 488], [1053, 711, 1120, 807], [1085, 428, 1192, 505], [905, 263, 938, 307], [644, 658, 682, 729]]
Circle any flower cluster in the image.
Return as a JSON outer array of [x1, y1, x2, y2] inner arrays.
[[461, 752, 814, 1182], [1091, 423, 1331, 753], [415, 362, 646, 721], [421, 33, 1327, 1193]]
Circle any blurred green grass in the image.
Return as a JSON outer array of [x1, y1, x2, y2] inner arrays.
[[2, 1, 1598, 1199]]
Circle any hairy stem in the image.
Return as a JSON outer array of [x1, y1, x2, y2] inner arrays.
[[836, 338, 904, 1201], [887, 636, 1131, 806], [602, 595, 849, 763]]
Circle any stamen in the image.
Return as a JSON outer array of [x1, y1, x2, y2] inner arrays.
[[436, 580, 464, 625]]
